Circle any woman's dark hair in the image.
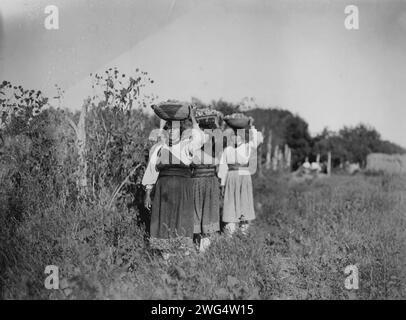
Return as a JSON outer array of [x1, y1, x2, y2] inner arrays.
[[163, 120, 189, 133], [233, 128, 251, 144], [163, 120, 191, 146]]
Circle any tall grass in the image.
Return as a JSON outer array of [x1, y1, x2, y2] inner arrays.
[[1, 172, 405, 299]]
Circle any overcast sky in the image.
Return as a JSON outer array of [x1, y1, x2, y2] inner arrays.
[[1, 0, 405, 147]]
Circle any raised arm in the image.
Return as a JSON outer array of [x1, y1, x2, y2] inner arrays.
[[248, 127, 264, 149], [186, 106, 209, 154], [217, 148, 229, 186]]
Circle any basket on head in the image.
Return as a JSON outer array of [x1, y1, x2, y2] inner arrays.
[[224, 113, 250, 129], [151, 101, 191, 121], [195, 108, 223, 129]]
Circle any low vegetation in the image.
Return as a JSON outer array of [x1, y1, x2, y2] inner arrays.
[[1, 69, 405, 299], [1, 171, 405, 299]]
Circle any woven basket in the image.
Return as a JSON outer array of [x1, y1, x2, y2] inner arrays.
[[224, 116, 250, 129], [195, 109, 222, 129], [151, 101, 190, 121], [196, 115, 218, 129]]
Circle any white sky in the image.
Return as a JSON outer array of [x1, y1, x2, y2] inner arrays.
[[1, 0, 406, 147]]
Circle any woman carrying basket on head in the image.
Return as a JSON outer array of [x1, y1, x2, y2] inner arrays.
[[142, 103, 206, 253], [218, 115, 263, 236], [191, 109, 223, 252]]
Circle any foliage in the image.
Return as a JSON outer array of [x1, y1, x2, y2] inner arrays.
[[313, 124, 405, 168], [191, 99, 313, 170], [2, 170, 405, 299], [0, 80, 49, 134], [189, 100, 405, 170], [1, 68, 406, 300], [0, 68, 157, 298], [339, 124, 382, 165], [210, 99, 241, 116], [91, 67, 156, 111]]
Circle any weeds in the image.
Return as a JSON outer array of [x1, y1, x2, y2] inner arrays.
[[1, 171, 405, 299]]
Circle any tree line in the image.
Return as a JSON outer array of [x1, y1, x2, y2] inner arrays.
[[191, 98, 405, 170]]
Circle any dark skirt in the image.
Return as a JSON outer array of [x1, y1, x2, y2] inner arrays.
[[150, 167, 194, 240], [192, 166, 220, 234]]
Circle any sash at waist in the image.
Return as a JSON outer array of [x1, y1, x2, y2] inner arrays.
[[228, 164, 249, 171], [158, 165, 192, 178], [191, 165, 217, 178]]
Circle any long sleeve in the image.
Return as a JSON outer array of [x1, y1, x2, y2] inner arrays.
[[141, 143, 162, 188], [217, 149, 229, 186], [248, 127, 264, 149], [186, 124, 209, 155]]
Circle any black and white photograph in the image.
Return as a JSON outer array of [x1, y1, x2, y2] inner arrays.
[[1, 0, 406, 305]]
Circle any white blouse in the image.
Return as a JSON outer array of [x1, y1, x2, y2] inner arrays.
[[191, 145, 221, 166], [142, 125, 207, 188], [218, 128, 263, 185]]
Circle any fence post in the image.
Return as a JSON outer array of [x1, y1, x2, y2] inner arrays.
[[273, 145, 279, 171], [327, 151, 332, 176], [65, 99, 89, 195], [286, 146, 291, 170], [284, 144, 289, 169], [257, 127, 265, 177], [265, 129, 272, 170], [277, 147, 283, 170]]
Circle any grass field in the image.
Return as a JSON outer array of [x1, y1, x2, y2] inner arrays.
[[2, 172, 406, 299]]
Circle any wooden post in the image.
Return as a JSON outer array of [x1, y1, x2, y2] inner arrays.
[[265, 129, 272, 170], [284, 144, 289, 169], [286, 146, 291, 170], [327, 151, 332, 176], [257, 127, 265, 177], [273, 145, 279, 171], [66, 99, 89, 195], [277, 147, 283, 170]]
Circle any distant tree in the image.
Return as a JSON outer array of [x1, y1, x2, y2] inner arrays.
[[211, 99, 240, 116], [313, 129, 350, 167], [239, 97, 257, 111], [339, 124, 381, 166], [283, 115, 312, 169], [210, 104, 313, 170], [312, 124, 404, 169], [245, 108, 295, 164], [376, 139, 405, 155], [191, 97, 208, 109]]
